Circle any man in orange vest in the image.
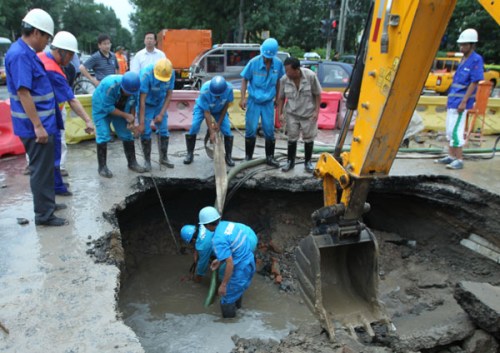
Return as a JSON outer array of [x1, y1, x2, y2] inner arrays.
[[38, 31, 94, 196], [115, 46, 128, 75]]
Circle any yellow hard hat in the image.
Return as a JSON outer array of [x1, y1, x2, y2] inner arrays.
[[154, 58, 173, 82]]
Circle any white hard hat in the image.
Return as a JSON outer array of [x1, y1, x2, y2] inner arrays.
[[22, 8, 54, 37], [52, 31, 79, 53], [457, 28, 478, 43]]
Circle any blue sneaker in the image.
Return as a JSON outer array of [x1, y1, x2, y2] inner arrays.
[[446, 159, 463, 170], [435, 156, 455, 165]]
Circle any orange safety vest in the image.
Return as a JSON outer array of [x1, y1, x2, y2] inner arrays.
[[37, 52, 67, 110], [116, 52, 128, 74]]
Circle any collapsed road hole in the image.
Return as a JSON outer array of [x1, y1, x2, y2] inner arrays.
[[108, 175, 500, 353]]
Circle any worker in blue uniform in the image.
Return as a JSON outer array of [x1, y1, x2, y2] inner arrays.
[[239, 38, 285, 167], [183, 75, 235, 167], [198, 206, 258, 318], [180, 224, 218, 282], [92, 72, 146, 178], [436, 28, 484, 170], [38, 31, 94, 196], [6, 9, 68, 226], [138, 58, 175, 171]]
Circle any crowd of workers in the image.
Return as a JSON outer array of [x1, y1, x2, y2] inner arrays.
[[5, 6, 484, 317]]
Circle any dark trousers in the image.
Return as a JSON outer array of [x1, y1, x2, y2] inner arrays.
[[22, 136, 56, 223]]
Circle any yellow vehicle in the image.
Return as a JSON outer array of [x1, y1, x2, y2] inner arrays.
[[424, 53, 499, 95], [295, 0, 499, 341]]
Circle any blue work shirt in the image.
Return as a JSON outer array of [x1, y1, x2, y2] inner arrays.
[[92, 75, 138, 119], [194, 80, 234, 115], [447, 51, 484, 110], [6, 38, 58, 138], [194, 225, 215, 277], [212, 221, 256, 266], [240, 54, 285, 104], [43, 52, 75, 105], [139, 64, 175, 106]]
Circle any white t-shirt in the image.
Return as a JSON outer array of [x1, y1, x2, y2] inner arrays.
[[130, 47, 166, 73]]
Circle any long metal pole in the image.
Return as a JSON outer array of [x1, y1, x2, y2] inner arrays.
[[326, 8, 334, 60]]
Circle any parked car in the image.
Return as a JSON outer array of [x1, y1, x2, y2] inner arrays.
[[300, 60, 353, 92], [424, 53, 499, 95], [188, 43, 290, 89]]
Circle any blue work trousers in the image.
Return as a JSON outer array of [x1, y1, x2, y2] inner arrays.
[[220, 258, 256, 305], [188, 111, 232, 137], [141, 104, 169, 140], [245, 98, 275, 139], [94, 114, 134, 144]]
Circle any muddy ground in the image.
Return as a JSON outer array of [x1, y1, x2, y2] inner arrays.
[[89, 174, 500, 353]]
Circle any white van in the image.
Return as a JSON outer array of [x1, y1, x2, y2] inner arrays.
[[188, 43, 289, 89]]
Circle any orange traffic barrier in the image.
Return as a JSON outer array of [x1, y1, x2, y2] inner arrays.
[[167, 90, 199, 131], [0, 99, 25, 158], [318, 91, 342, 129]]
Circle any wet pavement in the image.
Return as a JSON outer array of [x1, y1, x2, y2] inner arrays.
[[0, 129, 499, 352]]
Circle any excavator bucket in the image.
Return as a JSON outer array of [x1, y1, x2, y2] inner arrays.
[[295, 228, 388, 340]]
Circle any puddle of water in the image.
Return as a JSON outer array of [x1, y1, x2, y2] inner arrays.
[[119, 254, 315, 353]]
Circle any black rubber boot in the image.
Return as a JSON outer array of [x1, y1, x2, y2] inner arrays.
[[183, 134, 196, 164], [97, 143, 113, 178], [244, 137, 256, 161], [304, 141, 314, 173], [123, 140, 146, 173], [235, 296, 243, 309], [160, 136, 174, 168], [265, 139, 280, 168], [224, 135, 235, 167], [141, 139, 152, 172], [281, 141, 297, 172], [220, 302, 237, 318]]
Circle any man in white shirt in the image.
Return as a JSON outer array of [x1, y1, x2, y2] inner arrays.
[[130, 32, 166, 73]]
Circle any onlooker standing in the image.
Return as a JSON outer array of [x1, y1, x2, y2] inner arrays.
[[79, 33, 118, 87], [6, 8, 67, 226], [435, 28, 484, 170], [138, 58, 175, 170], [277, 57, 321, 173], [115, 46, 128, 74], [239, 38, 285, 167], [130, 32, 166, 73], [38, 31, 95, 196]]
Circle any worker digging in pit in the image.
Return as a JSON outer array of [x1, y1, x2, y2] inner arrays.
[[137, 58, 175, 171], [198, 206, 257, 318], [239, 38, 285, 167], [92, 71, 146, 178], [183, 75, 235, 167], [38, 31, 95, 197], [435, 28, 484, 170]]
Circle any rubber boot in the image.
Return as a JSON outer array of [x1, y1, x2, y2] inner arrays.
[[265, 139, 280, 168], [123, 140, 146, 173], [160, 136, 174, 168], [220, 302, 236, 318], [244, 137, 256, 161], [224, 135, 235, 167], [281, 141, 297, 172], [304, 141, 314, 173], [235, 296, 243, 309], [97, 143, 113, 178], [141, 139, 152, 172], [183, 134, 196, 164]]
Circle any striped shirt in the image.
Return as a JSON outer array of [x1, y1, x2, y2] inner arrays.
[[83, 50, 118, 81]]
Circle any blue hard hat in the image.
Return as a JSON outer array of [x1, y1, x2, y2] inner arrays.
[[209, 75, 227, 95], [199, 206, 221, 225], [180, 225, 197, 244], [121, 71, 140, 95], [261, 38, 278, 58]]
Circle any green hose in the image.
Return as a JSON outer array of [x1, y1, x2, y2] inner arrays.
[[204, 157, 267, 307], [204, 270, 217, 308]]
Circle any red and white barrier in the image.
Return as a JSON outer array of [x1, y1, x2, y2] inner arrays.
[[318, 91, 342, 130], [0, 99, 25, 158], [168, 90, 199, 131]]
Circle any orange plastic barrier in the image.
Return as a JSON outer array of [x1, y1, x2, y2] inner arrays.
[[318, 91, 342, 130], [0, 99, 25, 158], [167, 90, 199, 131]]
